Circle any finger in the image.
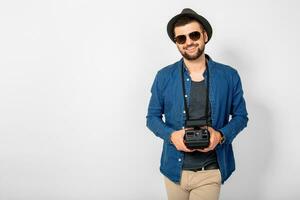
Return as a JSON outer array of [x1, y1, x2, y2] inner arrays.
[[204, 140, 213, 150], [207, 143, 217, 151], [188, 148, 195, 152], [196, 148, 209, 152], [179, 146, 193, 152], [204, 146, 214, 151], [198, 149, 209, 153], [181, 144, 194, 152], [184, 148, 194, 152], [207, 126, 213, 131]]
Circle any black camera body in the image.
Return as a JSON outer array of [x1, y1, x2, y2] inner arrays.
[[183, 120, 210, 150]]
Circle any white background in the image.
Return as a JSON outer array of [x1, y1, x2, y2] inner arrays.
[[0, 0, 300, 199]]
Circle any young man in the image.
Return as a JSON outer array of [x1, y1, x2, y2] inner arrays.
[[146, 8, 248, 200]]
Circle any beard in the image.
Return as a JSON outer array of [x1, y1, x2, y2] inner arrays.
[[180, 44, 205, 61]]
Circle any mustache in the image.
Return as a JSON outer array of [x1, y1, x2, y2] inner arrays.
[[184, 44, 198, 49]]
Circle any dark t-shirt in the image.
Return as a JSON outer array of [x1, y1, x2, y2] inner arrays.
[[182, 79, 218, 170]]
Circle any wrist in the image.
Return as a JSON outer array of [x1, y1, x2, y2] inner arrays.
[[217, 131, 225, 144], [170, 131, 176, 144]]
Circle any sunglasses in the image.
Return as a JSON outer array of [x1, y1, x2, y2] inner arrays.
[[174, 31, 202, 44]]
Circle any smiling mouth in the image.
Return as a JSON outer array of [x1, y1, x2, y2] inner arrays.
[[186, 46, 197, 52]]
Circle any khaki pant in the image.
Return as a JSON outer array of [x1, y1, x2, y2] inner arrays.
[[164, 169, 221, 200]]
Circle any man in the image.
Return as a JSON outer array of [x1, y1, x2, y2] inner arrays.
[[146, 8, 248, 200]]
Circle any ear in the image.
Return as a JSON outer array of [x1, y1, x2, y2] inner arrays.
[[204, 31, 208, 43]]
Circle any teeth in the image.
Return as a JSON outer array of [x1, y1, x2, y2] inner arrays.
[[187, 47, 195, 50], [187, 46, 196, 50]]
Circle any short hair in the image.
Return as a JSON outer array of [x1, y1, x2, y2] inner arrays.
[[173, 16, 205, 37]]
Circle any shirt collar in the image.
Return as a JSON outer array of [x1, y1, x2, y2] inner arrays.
[[182, 54, 212, 74]]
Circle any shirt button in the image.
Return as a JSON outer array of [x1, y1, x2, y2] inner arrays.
[[187, 78, 190, 81], [183, 110, 186, 113], [184, 95, 188, 98], [178, 158, 182, 162]]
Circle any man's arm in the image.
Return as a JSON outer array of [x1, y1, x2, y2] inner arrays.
[[146, 72, 175, 142], [218, 70, 249, 144]]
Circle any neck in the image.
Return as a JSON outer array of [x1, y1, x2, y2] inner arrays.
[[183, 53, 206, 73]]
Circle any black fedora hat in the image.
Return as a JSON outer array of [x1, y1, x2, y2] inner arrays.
[[167, 8, 213, 44]]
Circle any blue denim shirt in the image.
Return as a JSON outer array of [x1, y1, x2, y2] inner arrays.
[[146, 55, 248, 184]]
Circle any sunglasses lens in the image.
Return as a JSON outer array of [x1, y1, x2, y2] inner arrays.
[[189, 31, 201, 41], [175, 35, 186, 44], [175, 31, 201, 44]]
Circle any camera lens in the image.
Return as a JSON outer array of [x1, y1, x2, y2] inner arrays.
[[186, 131, 194, 136]]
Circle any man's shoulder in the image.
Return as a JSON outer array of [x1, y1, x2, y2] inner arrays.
[[211, 59, 238, 74], [211, 59, 242, 84], [157, 60, 181, 75], [153, 60, 181, 83]]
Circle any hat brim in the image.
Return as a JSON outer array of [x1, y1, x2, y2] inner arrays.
[[167, 13, 213, 44]]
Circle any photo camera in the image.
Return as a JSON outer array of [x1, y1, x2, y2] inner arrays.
[[183, 120, 210, 150]]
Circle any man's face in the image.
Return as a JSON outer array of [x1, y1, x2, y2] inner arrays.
[[174, 21, 208, 60]]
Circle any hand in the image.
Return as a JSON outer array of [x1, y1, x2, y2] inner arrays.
[[197, 127, 222, 153], [170, 128, 194, 152]]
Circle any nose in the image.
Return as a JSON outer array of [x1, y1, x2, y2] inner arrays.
[[185, 36, 193, 46]]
